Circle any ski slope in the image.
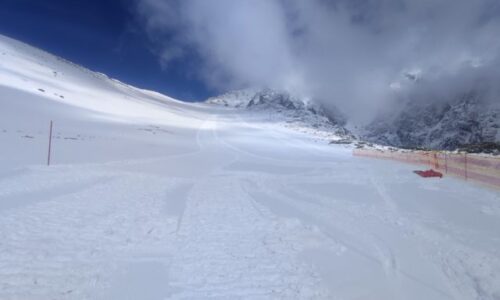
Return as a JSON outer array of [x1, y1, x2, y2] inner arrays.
[[1, 34, 500, 299]]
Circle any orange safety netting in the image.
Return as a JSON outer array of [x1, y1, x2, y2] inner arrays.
[[353, 148, 500, 189]]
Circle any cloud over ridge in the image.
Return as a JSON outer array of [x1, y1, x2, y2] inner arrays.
[[135, 0, 500, 120]]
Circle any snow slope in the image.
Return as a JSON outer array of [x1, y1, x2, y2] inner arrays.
[[1, 34, 500, 300], [0, 34, 210, 168]]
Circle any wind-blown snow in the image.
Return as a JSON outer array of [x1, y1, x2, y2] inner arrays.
[[1, 34, 500, 299]]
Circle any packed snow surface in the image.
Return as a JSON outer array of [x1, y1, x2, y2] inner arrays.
[[1, 34, 500, 299]]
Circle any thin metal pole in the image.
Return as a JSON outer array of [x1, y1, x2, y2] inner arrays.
[[47, 120, 53, 166], [464, 153, 469, 180], [445, 153, 448, 174]]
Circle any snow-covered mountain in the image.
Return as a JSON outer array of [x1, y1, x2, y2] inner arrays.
[[209, 85, 500, 153], [364, 90, 500, 151], [207, 88, 354, 142], [363, 68, 500, 152]]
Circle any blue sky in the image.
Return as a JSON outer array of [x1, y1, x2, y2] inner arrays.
[[0, 0, 211, 101]]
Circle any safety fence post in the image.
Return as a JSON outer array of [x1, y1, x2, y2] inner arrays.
[[47, 120, 53, 166], [464, 153, 468, 180]]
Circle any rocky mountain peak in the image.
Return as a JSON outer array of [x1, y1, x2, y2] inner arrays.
[[206, 88, 353, 141]]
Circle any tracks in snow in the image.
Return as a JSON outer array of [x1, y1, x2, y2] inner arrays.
[[163, 117, 329, 298], [0, 169, 179, 299], [167, 178, 328, 299]]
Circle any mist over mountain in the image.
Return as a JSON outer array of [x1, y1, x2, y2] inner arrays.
[[135, 0, 500, 123], [362, 61, 500, 150], [133, 0, 500, 150]]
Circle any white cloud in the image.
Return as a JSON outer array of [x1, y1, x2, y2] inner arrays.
[[134, 0, 500, 121]]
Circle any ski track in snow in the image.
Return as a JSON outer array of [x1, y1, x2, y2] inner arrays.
[[168, 178, 327, 299], [163, 119, 329, 299]]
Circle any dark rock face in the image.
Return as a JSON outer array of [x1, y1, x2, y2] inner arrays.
[[248, 90, 298, 110], [364, 92, 500, 151], [246, 89, 347, 126]]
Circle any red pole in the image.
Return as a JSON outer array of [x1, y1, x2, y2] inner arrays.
[[47, 120, 53, 166]]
